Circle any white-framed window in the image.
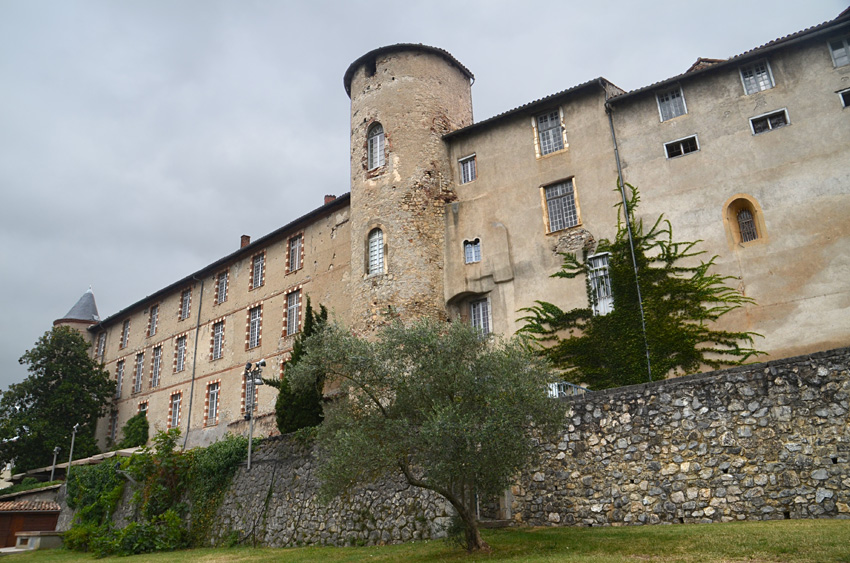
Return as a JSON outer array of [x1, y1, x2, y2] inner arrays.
[[536, 110, 564, 155], [587, 253, 614, 316], [179, 288, 191, 320], [176, 335, 187, 372], [839, 88, 850, 108], [251, 253, 265, 289], [288, 234, 303, 273], [151, 345, 162, 387], [459, 155, 477, 184], [829, 36, 850, 67], [470, 298, 491, 334], [96, 332, 106, 360], [750, 109, 788, 134], [134, 352, 144, 393], [664, 135, 699, 159], [216, 271, 228, 304], [212, 320, 224, 360], [138, 401, 148, 416], [248, 306, 262, 349], [116, 360, 124, 398], [544, 179, 579, 232], [656, 86, 687, 121], [739, 60, 774, 95], [368, 228, 384, 275], [367, 123, 385, 169], [120, 319, 130, 349], [207, 382, 220, 426], [463, 239, 481, 264], [286, 290, 301, 336], [148, 304, 158, 337], [169, 392, 181, 429]]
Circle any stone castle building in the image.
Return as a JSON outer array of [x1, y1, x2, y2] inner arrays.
[[53, 9, 850, 449]]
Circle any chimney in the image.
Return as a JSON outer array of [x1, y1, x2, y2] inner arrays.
[[324, 194, 336, 205], [241, 235, 251, 248]]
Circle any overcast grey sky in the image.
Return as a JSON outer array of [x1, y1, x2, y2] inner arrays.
[[1, 0, 844, 390]]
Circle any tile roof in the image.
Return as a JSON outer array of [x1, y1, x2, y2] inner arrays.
[[0, 500, 60, 512], [57, 288, 100, 323]]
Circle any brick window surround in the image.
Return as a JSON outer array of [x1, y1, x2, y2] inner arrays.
[[168, 391, 182, 429], [210, 318, 226, 360], [250, 252, 265, 290], [174, 334, 188, 372], [215, 270, 229, 304], [179, 288, 191, 320], [246, 304, 263, 350], [147, 304, 159, 337], [150, 345, 162, 387], [120, 319, 130, 349], [286, 234, 304, 274], [283, 287, 303, 337], [205, 380, 221, 426]]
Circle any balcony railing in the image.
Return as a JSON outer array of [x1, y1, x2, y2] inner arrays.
[[547, 381, 589, 398]]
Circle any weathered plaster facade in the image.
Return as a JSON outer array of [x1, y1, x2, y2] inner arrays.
[[50, 10, 849, 449]]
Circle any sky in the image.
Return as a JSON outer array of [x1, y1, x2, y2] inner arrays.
[[0, 0, 845, 390]]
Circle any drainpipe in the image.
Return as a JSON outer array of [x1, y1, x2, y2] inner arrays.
[[603, 86, 653, 382], [182, 276, 205, 449]]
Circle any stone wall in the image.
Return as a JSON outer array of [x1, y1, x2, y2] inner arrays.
[[508, 347, 850, 526], [212, 435, 452, 547]]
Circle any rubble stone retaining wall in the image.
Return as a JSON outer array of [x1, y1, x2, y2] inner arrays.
[[509, 348, 850, 526], [212, 436, 452, 547]]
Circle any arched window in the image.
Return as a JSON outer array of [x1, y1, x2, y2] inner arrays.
[[724, 195, 766, 247], [368, 228, 384, 275], [367, 123, 385, 170]]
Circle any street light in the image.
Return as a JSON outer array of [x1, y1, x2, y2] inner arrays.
[[49, 446, 61, 482], [67, 423, 79, 480], [244, 360, 265, 471]]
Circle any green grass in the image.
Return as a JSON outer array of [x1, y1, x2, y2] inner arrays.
[[7, 519, 850, 562]]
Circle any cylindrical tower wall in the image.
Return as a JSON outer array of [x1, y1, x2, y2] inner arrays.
[[346, 47, 473, 333]]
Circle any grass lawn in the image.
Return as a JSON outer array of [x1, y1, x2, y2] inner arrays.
[[6, 519, 849, 562]]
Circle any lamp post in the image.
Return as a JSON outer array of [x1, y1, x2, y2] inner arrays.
[[49, 446, 61, 482], [243, 360, 265, 471], [67, 423, 79, 480]]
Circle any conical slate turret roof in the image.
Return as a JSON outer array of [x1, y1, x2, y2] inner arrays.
[[59, 288, 100, 323]]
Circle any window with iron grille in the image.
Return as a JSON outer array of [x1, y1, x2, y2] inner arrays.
[[169, 392, 181, 429], [180, 288, 191, 320], [829, 36, 850, 67], [251, 254, 265, 289], [665, 135, 699, 159], [587, 253, 614, 316], [151, 345, 162, 387], [459, 155, 477, 184], [750, 109, 788, 134], [737, 208, 758, 242], [212, 321, 224, 360], [176, 335, 187, 372], [288, 234, 303, 273], [216, 271, 228, 304], [134, 352, 144, 393], [368, 228, 384, 275], [286, 290, 301, 336], [207, 382, 220, 425], [656, 87, 687, 121], [368, 123, 385, 169], [544, 179, 578, 232], [248, 306, 262, 349], [464, 239, 481, 264], [740, 60, 774, 94], [120, 320, 130, 348], [96, 332, 106, 360], [470, 298, 491, 334], [148, 304, 158, 337], [536, 110, 564, 155], [116, 360, 124, 398]]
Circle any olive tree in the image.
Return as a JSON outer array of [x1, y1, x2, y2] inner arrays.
[[288, 318, 565, 552]]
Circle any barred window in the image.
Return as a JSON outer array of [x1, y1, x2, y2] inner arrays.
[[180, 288, 191, 320], [656, 87, 687, 121], [544, 180, 578, 232], [216, 271, 228, 304], [248, 306, 262, 349], [212, 321, 224, 360], [151, 346, 162, 387], [176, 335, 187, 372], [536, 110, 564, 155], [459, 155, 477, 184], [288, 235, 303, 272], [588, 253, 614, 316], [740, 60, 774, 94], [737, 209, 758, 243], [251, 254, 265, 289], [367, 123, 385, 169], [286, 290, 301, 336], [134, 352, 144, 393], [120, 320, 130, 348], [368, 228, 384, 275]]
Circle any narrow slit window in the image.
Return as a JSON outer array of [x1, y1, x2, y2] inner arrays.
[[368, 228, 384, 275]]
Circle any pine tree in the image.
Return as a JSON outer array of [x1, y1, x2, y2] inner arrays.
[[263, 297, 328, 433], [519, 184, 762, 389]]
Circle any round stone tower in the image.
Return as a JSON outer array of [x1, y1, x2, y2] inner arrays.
[[343, 44, 474, 334]]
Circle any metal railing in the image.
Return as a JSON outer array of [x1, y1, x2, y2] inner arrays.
[[547, 381, 589, 398]]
